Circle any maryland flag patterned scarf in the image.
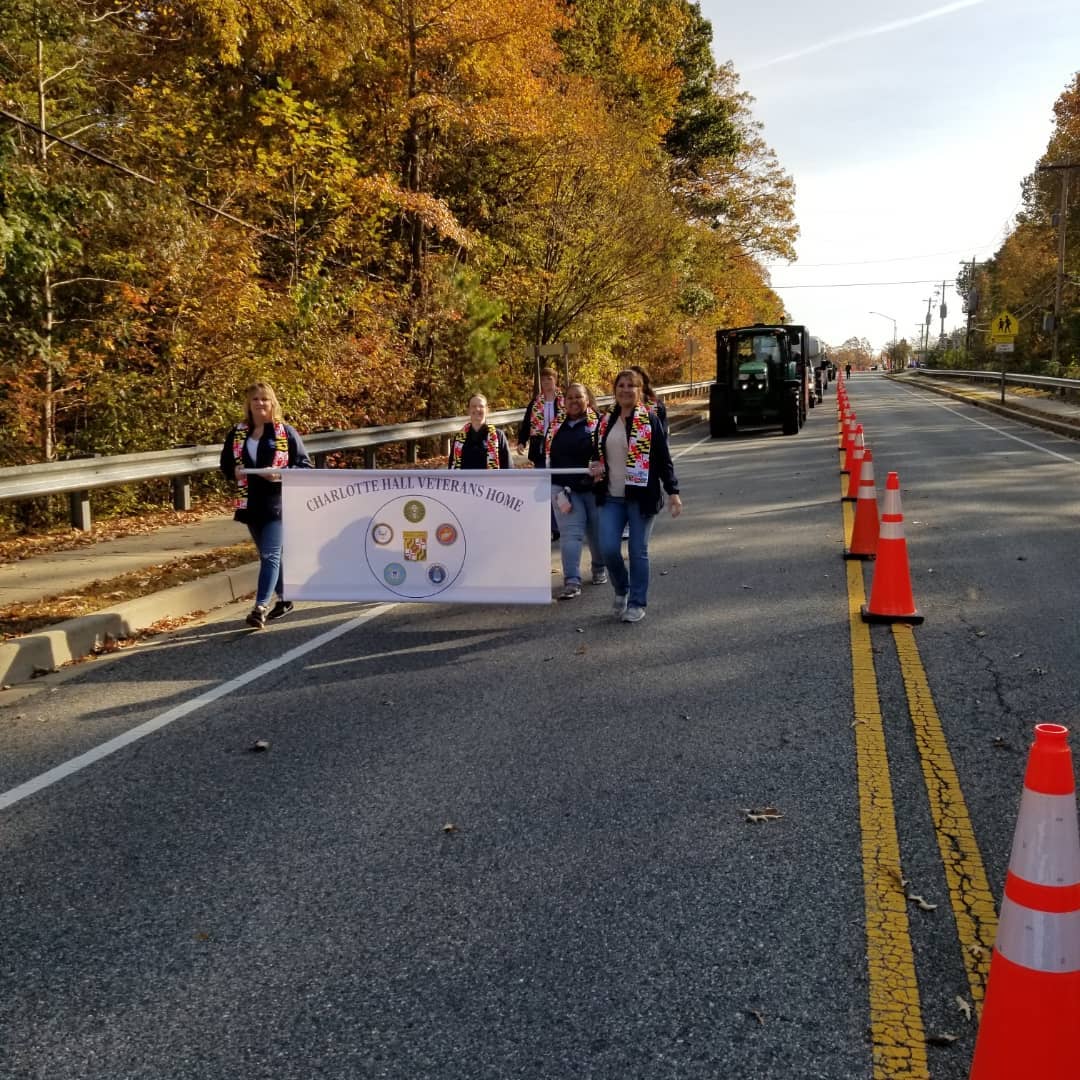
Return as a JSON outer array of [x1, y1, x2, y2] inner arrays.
[[450, 423, 501, 469], [544, 408, 599, 463], [232, 421, 289, 510], [596, 405, 652, 487], [528, 393, 565, 437]]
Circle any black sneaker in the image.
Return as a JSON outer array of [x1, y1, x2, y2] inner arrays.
[[267, 600, 294, 622], [245, 604, 267, 629]]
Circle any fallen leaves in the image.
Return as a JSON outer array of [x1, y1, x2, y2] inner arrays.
[[926, 1032, 959, 1047], [908, 893, 938, 912], [0, 542, 253, 640], [892, 869, 937, 910]]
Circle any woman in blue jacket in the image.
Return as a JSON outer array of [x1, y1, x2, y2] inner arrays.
[[220, 381, 312, 629], [546, 382, 606, 598]]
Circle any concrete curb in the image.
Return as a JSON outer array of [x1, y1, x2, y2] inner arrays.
[[0, 562, 257, 687]]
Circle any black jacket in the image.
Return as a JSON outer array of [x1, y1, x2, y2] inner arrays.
[[220, 422, 312, 524], [518, 396, 561, 467], [592, 408, 679, 516], [447, 425, 511, 470], [547, 417, 597, 493]]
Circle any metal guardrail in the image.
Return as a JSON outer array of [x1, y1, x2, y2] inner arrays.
[[0, 382, 706, 529], [913, 368, 1080, 393]]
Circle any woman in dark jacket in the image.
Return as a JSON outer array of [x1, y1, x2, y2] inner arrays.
[[220, 381, 312, 629], [589, 369, 682, 624], [448, 394, 511, 469], [546, 382, 606, 598]]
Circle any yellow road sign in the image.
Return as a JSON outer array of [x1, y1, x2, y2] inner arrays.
[[989, 310, 1019, 343]]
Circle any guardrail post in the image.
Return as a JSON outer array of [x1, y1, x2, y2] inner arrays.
[[172, 475, 192, 511], [69, 490, 92, 531], [406, 440, 419, 464], [313, 452, 328, 468], [364, 447, 377, 469]]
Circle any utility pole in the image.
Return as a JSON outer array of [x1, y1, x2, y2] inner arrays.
[[964, 256, 978, 360], [939, 280, 947, 347], [1037, 162, 1076, 368]]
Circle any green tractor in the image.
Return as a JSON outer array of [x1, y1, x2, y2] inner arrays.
[[709, 324, 810, 438]]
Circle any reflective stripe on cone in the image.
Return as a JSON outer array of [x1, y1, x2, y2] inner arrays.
[[970, 724, 1080, 1080]]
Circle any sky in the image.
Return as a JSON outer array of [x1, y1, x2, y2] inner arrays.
[[697, 0, 1080, 352]]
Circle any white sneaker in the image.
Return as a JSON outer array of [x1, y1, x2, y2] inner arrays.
[[621, 605, 646, 623], [612, 594, 628, 618]]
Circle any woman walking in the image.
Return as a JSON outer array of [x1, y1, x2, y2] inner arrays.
[[220, 381, 312, 629], [546, 382, 605, 598], [589, 369, 682, 623], [448, 394, 512, 469]]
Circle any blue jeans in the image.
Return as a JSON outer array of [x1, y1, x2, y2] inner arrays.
[[599, 497, 655, 607], [554, 489, 603, 585], [247, 518, 283, 607]]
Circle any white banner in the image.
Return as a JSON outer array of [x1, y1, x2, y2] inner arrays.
[[279, 468, 554, 604]]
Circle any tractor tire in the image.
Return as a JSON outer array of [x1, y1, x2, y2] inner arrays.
[[709, 388, 734, 438], [781, 390, 800, 435]]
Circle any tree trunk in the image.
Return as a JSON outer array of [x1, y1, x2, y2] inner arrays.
[[37, 38, 57, 461]]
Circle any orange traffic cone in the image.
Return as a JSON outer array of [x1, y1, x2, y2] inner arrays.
[[838, 408, 853, 451], [969, 723, 1080, 1080], [842, 422, 863, 477], [861, 471, 923, 624], [844, 432, 865, 500], [844, 450, 879, 559]]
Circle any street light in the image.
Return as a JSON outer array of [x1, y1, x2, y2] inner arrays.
[[869, 311, 897, 370]]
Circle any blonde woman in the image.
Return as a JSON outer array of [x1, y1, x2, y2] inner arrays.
[[219, 381, 312, 629], [448, 394, 511, 469]]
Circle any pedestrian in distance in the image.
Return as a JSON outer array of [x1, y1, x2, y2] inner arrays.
[[845, 363, 852, 379], [448, 393, 512, 469], [220, 381, 312, 630], [518, 366, 565, 541], [546, 382, 606, 599], [589, 369, 682, 624]]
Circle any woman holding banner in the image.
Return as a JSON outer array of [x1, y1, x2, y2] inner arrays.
[[220, 381, 312, 629], [447, 394, 511, 470], [589, 369, 682, 624], [546, 382, 605, 599]]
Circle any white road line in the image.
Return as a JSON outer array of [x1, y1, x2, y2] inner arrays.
[[0, 604, 396, 812], [906, 392, 1079, 463], [673, 432, 713, 459]]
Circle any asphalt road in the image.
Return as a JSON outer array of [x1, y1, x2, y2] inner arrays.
[[2, 375, 1079, 1079]]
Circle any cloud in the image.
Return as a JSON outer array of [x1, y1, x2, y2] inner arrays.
[[745, 0, 988, 70]]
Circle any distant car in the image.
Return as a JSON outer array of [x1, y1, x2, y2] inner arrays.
[[871, 364, 879, 371]]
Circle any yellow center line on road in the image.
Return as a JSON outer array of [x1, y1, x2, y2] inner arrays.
[[891, 624, 997, 1011], [846, 553, 930, 1079]]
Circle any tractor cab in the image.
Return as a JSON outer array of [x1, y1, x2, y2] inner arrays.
[[710, 325, 802, 437]]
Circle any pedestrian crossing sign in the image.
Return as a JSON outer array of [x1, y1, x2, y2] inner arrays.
[[989, 310, 1019, 343]]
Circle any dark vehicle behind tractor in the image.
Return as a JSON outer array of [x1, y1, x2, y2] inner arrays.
[[709, 324, 813, 437]]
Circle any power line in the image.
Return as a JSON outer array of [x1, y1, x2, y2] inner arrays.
[[771, 279, 948, 289], [775, 249, 987, 268]]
